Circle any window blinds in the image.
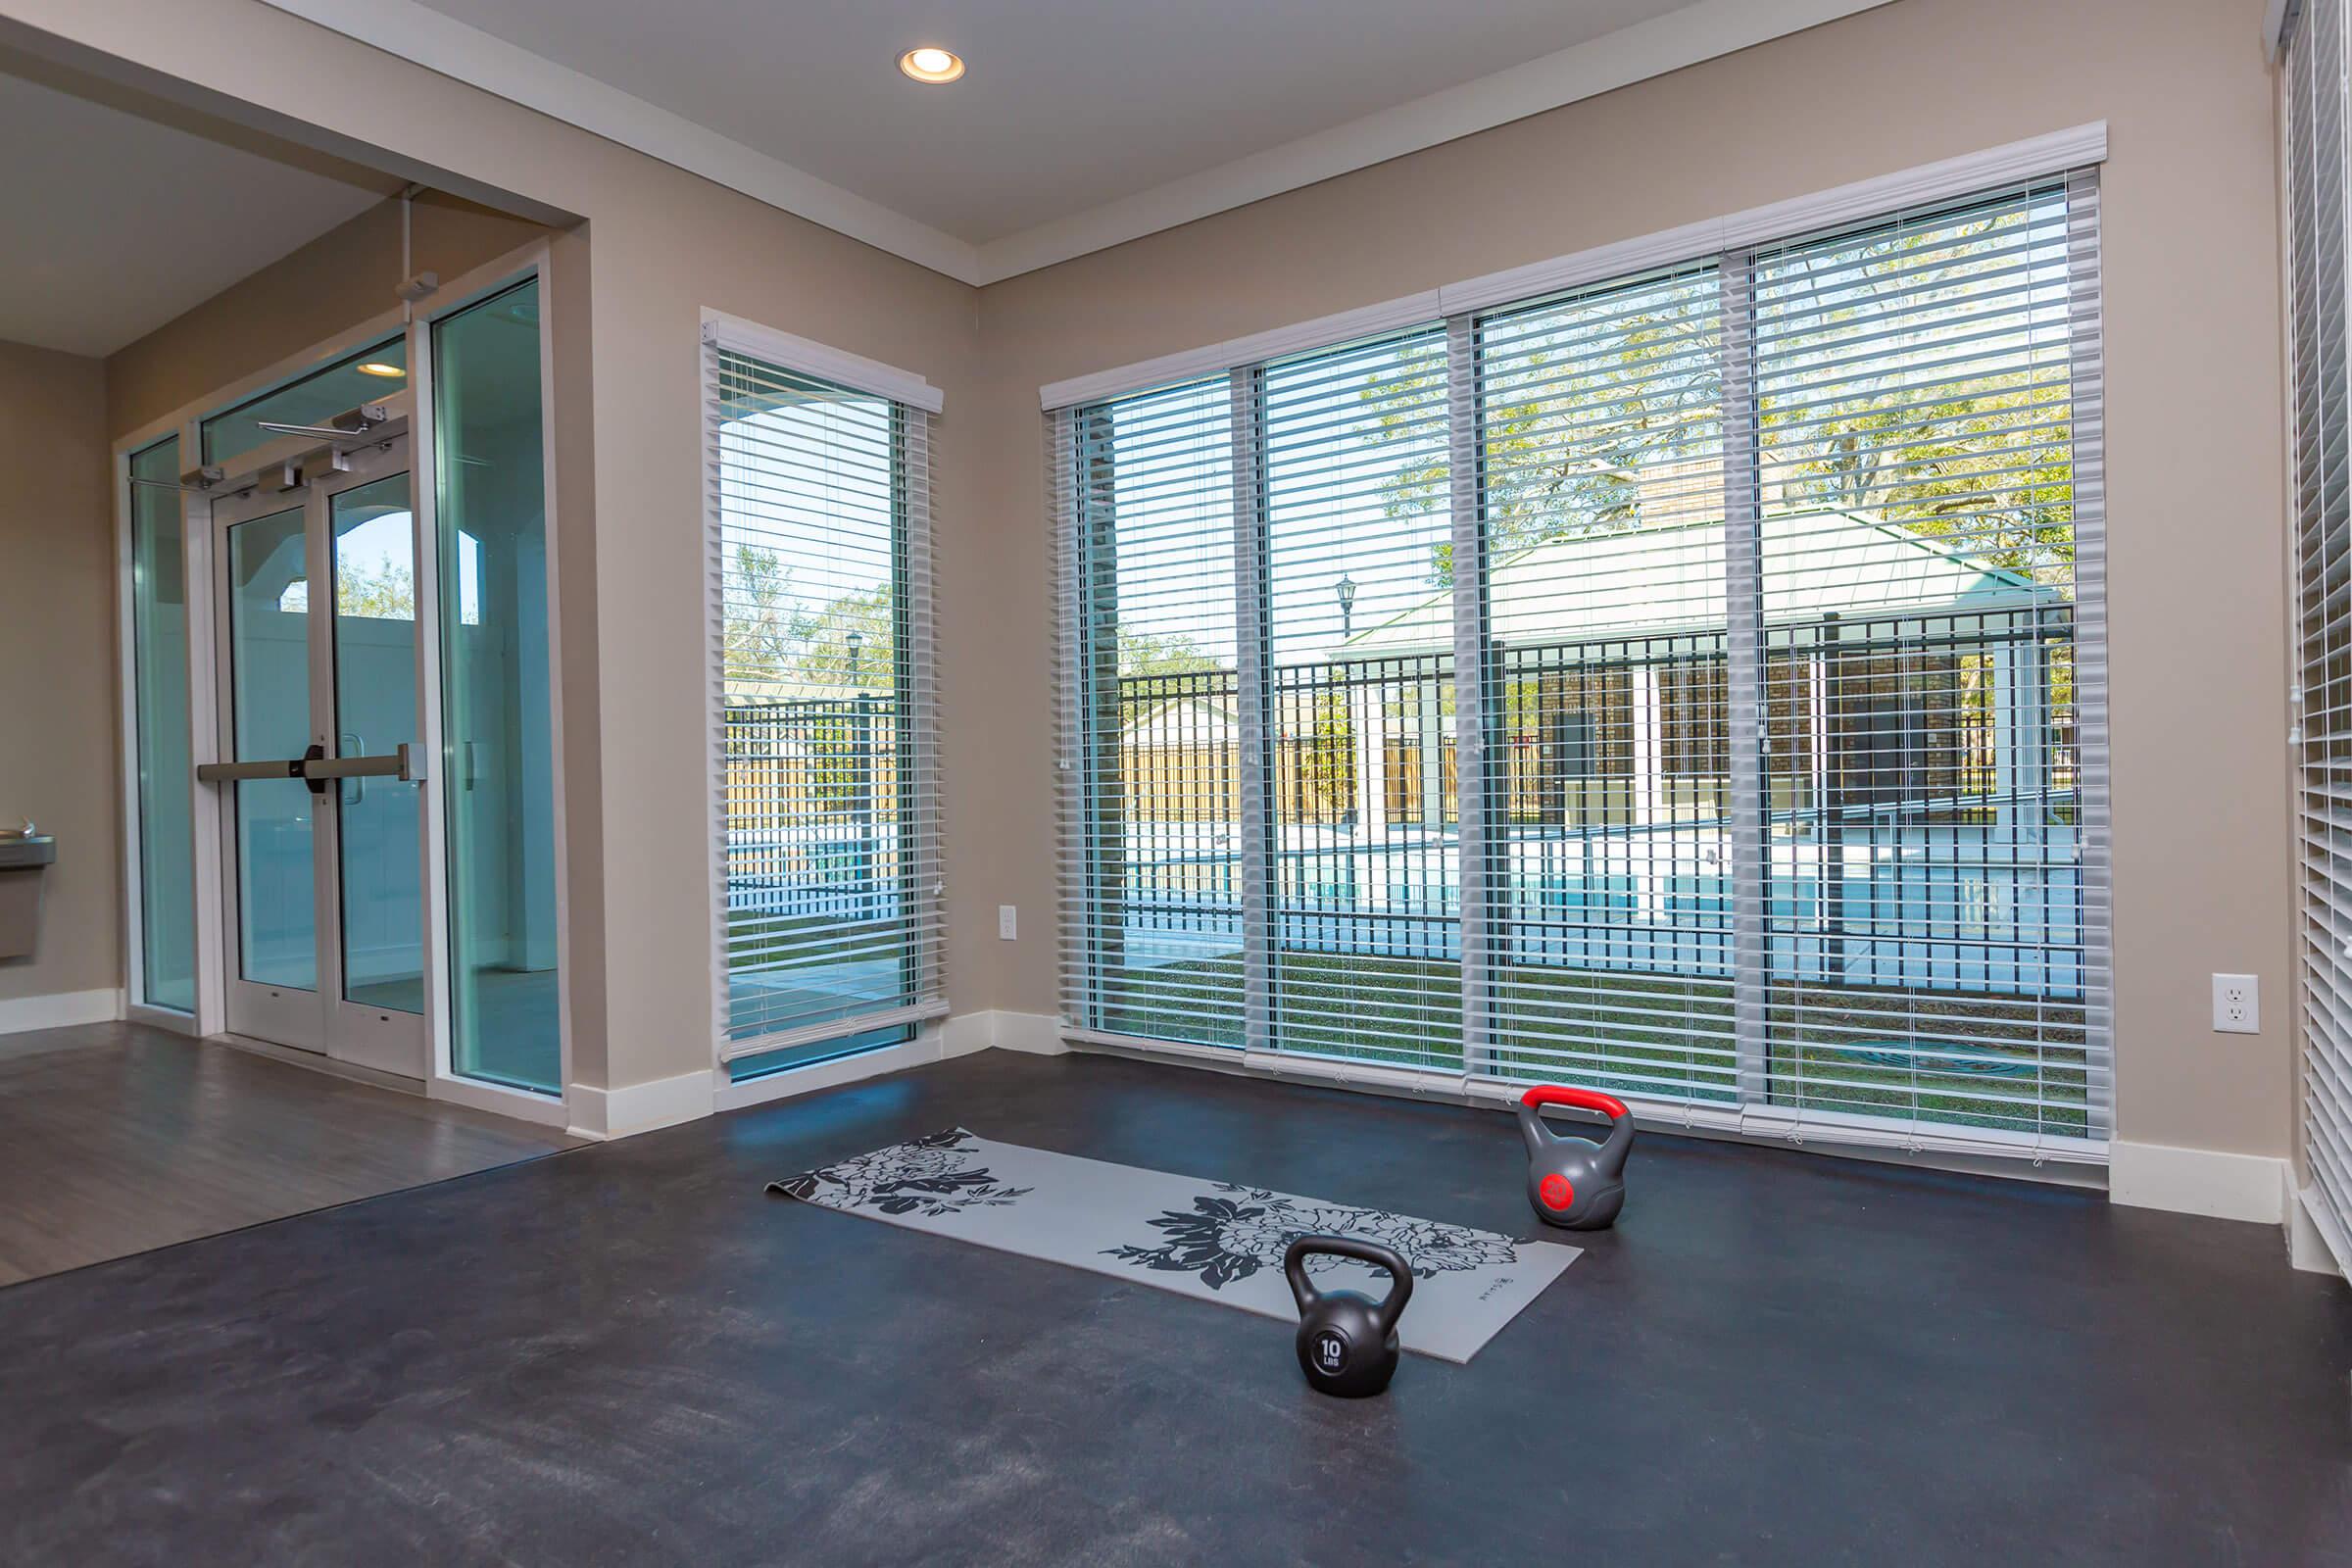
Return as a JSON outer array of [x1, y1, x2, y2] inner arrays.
[[1054, 164, 2109, 1159], [1747, 181, 2105, 1145], [2284, 0, 2352, 1271], [1474, 262, 1736, 1104], [1259, 328, 1459, 1070], [706, 332, 943, 1059], [1054, 379, 1245, 1051]]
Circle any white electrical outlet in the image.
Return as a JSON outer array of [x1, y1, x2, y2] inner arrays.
[[2212, 973, 2260, 1035], [998, 905, 1018, 941]]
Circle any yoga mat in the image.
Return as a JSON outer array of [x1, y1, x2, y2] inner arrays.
[[770, 1128, 1579, 1363]]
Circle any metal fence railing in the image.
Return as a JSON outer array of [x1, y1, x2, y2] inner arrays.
[[1090, 607, 2083, 998], [723, 697, 899, 923]]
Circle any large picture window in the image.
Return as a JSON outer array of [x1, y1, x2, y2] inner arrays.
[[1054, 165, 2108, 1155], [707, 327, 943, 1076]]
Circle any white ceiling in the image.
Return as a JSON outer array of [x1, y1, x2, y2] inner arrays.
[[415, 0, 1697, 246], [0, 63, 396, 358], [268, 0, 1897, 283]]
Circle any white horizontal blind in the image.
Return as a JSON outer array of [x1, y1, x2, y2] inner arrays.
[[1055, 380, 1247, 1049], [2286, 0, 2352, 1268], [708, 344, 943, 1058], [1259, 327, 1461, 1069], [1746, 176, 2107, 1143], [1470, 261, 1737, 1102], [1054, 169, 2108, 1159]]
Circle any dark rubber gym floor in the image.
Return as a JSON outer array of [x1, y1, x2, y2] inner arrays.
[[3, 1049, 2348, 1565]]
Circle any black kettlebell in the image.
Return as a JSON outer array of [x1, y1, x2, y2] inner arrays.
[[1284, 1235, 1413, 1398], [1517, 1085, 1635, 1231]]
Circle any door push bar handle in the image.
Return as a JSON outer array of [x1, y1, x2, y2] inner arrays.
[[305, 744, 425, 783], [198, 744, 425, 788], [196, 758, 308, 784]]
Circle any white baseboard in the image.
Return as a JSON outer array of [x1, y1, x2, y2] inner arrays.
[[979, 1009, 1067, 1055], [0, 987, 123, 1036], [703, 1010, 1066, 1113], [940, 1011, 998, 1058], [2288, 1183, 2352, 1281], [709, 1017, 986, 1114], [2110, 1139, 2288, 1225], [567, 1067, 715, 1141], [572, 1011, 1064, 1131]]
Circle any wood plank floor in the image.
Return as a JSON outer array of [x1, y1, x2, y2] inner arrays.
[[0, 1020, 576, 1286]]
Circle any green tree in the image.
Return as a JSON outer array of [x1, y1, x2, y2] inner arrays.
[[723, 544, 903, 700], [1358, 197, 2077, 590], [1115, 625, 1222, 679], [334, 560, 416, 620], [722, 543, 814, 694], [1758, 204, 2076, 586], [1289, 685, 1357, 824], [796, 583, 897, 692], [1359, 275, 1720, 586]]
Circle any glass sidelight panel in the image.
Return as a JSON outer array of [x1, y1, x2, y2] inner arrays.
[[129, 438, 197, 1011], [226, 508, 317, 992], [329, 474, 425, 1015], [433, 279, 561, 1091]]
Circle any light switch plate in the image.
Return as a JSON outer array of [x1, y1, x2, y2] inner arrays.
[[999, 905, 1017, 941]]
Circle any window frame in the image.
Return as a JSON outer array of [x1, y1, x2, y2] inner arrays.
[[1049, 130, 2111, 1164], [698, 311, 947, 1081]]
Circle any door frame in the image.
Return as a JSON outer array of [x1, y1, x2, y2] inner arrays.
[[109, 238, 571, 1129]]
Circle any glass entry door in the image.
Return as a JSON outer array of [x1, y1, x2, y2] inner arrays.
[[205, 435, 429, 1077]]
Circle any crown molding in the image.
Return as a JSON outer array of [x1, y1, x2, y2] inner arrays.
[[260, 0, 1902, 288], [255, 0, 988, 282], [974, 0, 1902, 283]]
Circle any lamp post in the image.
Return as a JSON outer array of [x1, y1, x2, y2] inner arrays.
[[1336, 574, 1357, 641]]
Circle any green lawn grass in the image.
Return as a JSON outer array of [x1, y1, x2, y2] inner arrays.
[[1099, 948, 2089, 1139], [731, 905, 2091, 1140]]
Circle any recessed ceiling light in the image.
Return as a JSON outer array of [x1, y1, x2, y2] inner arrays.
[[898, 47, 964, 84], [356, 362, 406, 378]]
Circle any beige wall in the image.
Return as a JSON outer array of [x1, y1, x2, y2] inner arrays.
[[9, 0, 2295, 1160], [0, 340, 117, 1006], [971, 0, 2292, 1157]]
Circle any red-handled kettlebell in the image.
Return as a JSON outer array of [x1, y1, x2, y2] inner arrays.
[[1517, 1085, 1635, 1231]]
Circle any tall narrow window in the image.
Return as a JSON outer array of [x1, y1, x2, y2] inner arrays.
[[1059, 380, 1243, 1048], [128, 437, 196, 1012], [1474, 264, 1730, 1102], [434, 278, 561, 1092], [1055, 161, 2107, 1157], [2284, 0, 2352, 1264], [709, 333, 943, 1075], [1262, 328, 1457, 1068], [1752, 182, 2097, 1139]]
